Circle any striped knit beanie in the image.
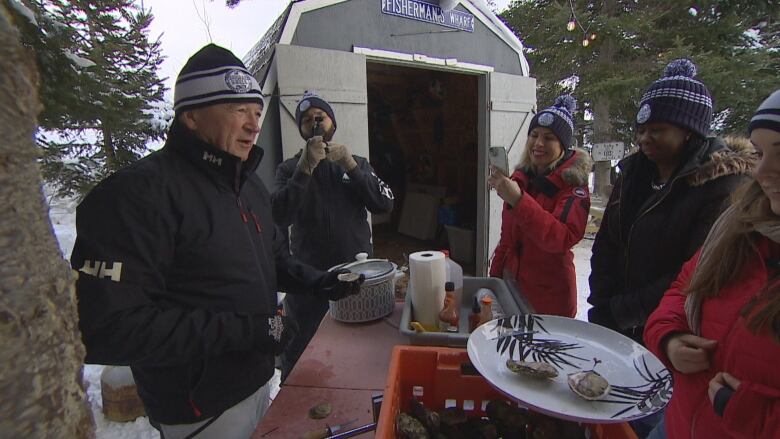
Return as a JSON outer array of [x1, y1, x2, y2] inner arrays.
[[636, 59, 713, 137], [528, 94, 577, 149], [295, 91, 337, 138], [749, 89, 780, 135], [173, 44, 264, 113]]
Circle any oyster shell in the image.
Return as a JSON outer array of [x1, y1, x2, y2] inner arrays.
[[396, 413, 430, 439], [506, 359, 559, 379], [567, 370, 610, 400], [337, 272, 362, 282]]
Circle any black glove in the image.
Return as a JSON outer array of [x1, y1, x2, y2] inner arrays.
[[713, 385, 735, 417], [318, 268, 365, 301], [252, 314, 296, 355]]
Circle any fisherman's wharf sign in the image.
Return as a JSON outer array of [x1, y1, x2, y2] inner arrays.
[[381, 0, 475, 33]]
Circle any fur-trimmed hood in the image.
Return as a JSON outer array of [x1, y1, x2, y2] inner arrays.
[[686, 136, 756, 187], [517, 148, 593, 188], [560, 148, 594, 187], [619, 136, 756, 187]]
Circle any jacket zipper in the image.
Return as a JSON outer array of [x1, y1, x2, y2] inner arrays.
[[623, 168, 695, 282], [690, 399, 705, 439], [624, 181, 674, 282]]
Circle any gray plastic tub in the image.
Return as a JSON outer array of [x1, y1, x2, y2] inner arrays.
[[400, 277, 529, 347]]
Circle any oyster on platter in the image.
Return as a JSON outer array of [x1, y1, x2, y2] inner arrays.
[[567, 359, 610, 400], [506, 359, 559, 379]]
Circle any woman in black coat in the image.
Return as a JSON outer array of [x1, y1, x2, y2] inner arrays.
[[588, 59, 755, 345]]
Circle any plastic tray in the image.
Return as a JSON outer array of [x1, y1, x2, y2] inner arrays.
[[375, 345, 638, 439], [400, 277, 528, 347]]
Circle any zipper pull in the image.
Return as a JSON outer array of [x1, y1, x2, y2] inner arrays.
[[189, 395, 202, 418], [251, 212, 262, 233], [236, 197, 248, 223]]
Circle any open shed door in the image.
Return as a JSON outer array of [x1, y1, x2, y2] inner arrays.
[[482, 72, 536, 272], [275, 44, 369, 160]]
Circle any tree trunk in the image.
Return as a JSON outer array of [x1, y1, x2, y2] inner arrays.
[[0, 5, 95, 438], [592, 0, 616, 200], [592, 99, 613, 199], [102, 126, 117, 170]]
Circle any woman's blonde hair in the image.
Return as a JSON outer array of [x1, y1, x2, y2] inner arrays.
[[685, 179, 780, 340]]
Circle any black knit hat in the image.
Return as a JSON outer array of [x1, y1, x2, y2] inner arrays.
[[295, 91, 337, 138], [636, 59, 713, 137], [749, 89, 780, 135], [174, 44, 264, 113], [528, 95, 577, 149]]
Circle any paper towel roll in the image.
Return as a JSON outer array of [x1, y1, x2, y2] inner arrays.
[[409, 251, 447, 328]]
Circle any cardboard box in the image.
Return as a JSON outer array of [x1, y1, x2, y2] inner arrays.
[[445, 225, 475, 265], [398, 192, 439, 240]]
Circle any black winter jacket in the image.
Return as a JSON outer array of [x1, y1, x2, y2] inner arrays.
[[588, 137, 755, 344], [272, 152, 394, 270], [71, 122, 327, 424]]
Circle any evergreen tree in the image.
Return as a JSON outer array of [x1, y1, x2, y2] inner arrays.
[[17, 0, 169, 197], [502, 0, 779, 144]]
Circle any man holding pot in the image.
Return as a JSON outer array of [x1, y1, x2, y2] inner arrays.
[[272, 91, 395, 381]]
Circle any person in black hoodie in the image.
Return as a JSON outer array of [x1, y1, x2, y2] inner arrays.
[[272, 91, 394, 380], [71, 44, 363, 439]]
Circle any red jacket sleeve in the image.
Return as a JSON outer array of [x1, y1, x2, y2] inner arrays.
[[508, 185, 590, 254], [644, 252, 701, 369], [490, 203, 513, 277]]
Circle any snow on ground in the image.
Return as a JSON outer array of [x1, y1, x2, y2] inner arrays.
[[48, 193, 592, 437], [574, 238, 594, 321]]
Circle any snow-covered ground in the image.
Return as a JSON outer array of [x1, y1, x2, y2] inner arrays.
[[48, 194, 592, 438]]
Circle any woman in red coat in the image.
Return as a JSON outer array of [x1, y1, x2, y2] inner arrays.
[[644, 89, 780, 439], [488, 95, 592, 317]]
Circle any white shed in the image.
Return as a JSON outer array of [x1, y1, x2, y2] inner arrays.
[[246, 0, 536, 275]]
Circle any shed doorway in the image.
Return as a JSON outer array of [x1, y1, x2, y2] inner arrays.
[[367, 62, 479, 274]]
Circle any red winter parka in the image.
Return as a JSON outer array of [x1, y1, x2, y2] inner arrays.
[[490, 149, 592, 317], [645, 237, 780, 439]]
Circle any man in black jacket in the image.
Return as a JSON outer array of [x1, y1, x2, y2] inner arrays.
[[272, 91, 394, 380], [71, 44, 362, 439]]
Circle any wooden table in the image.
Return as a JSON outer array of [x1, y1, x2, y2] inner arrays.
[[253, 302, 408, 438]]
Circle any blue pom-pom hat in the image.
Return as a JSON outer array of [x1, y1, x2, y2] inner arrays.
[[529, 94, 578, 149], [636, 58, 713, 137]]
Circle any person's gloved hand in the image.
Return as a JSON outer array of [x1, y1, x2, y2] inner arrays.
[[318, 268, 365, 301], [253, 314, 296, 355], [325, 143, 358, 171], [297, 136, 327, 175]]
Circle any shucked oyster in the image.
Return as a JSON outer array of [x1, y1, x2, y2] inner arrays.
[[506, 359, 559, 379], [567, 370, 610, 400]]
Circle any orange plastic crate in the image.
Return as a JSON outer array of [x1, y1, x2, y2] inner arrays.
[[376, 345, 638, 439]]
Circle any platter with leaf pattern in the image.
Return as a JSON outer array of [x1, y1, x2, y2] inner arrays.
[[466, 314, 672, 423]]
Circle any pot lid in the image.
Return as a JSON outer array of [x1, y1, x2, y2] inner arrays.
[[343, 259, 394, 280]]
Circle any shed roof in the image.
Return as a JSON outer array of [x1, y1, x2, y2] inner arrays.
[[242, 0, 529, 83]]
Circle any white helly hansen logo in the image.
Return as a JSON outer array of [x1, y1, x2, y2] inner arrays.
[[202, 151, 223, 166], [79, 260, 123, 282]]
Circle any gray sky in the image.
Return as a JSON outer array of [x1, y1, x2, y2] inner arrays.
[[143, 0, 290, 98], [143, 0, 512, 98]]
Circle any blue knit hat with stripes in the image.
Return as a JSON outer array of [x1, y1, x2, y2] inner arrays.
[[636, 59, 713, 137], [529, 94, 577, 149], [174, 44, 264, 113], [749, 89, 780, 135]]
